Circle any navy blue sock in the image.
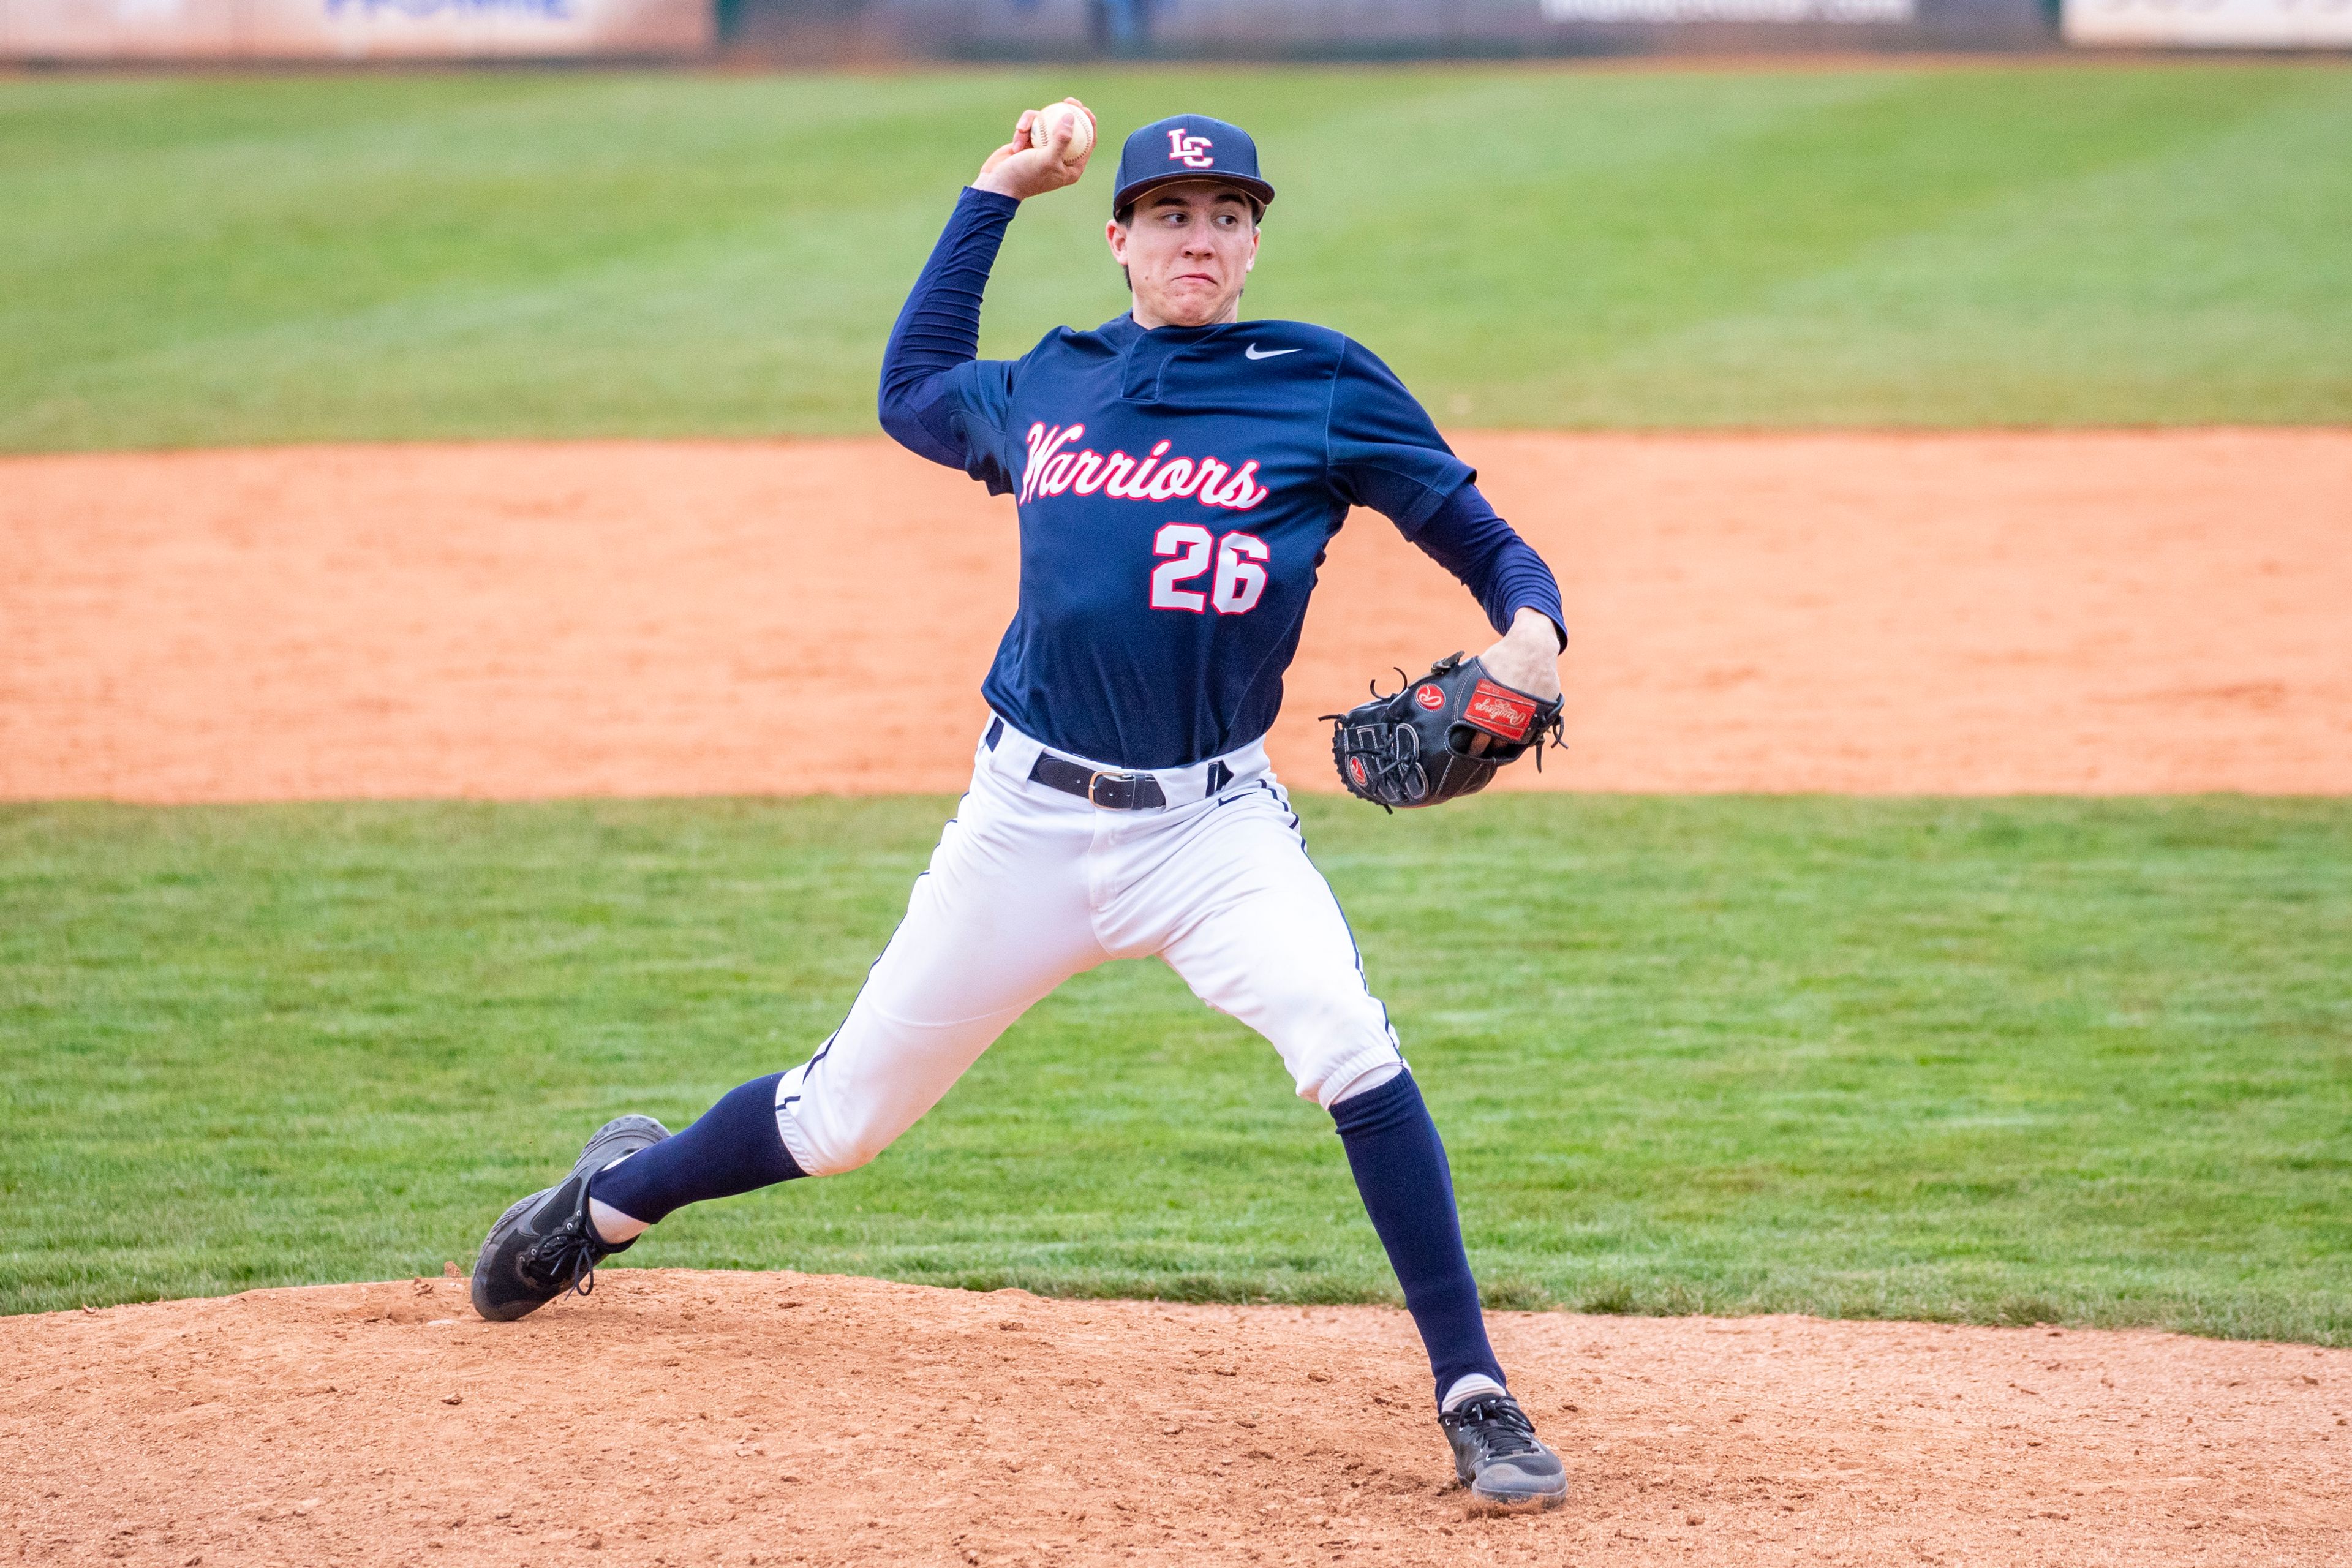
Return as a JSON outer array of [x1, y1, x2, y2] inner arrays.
[[1330, 1071, 1506, 1406], [587, 1072, 805, 1226]]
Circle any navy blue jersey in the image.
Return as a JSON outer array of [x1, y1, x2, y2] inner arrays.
[[880, 188, 1562, 770]]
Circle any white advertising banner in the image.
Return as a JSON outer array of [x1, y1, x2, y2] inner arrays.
[[0, 0, 710, 58], [2065, 0, 2352, 45]]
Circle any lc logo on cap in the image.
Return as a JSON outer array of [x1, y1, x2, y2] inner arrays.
[[1166, 129, 1215, 168], [1113, 114, 1276, 216]]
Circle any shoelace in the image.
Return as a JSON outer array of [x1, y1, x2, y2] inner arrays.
[[1446, 1395, 1544, 1459], [521, 1208, 607, 1300]]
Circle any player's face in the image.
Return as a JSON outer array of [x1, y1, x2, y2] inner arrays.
[[1107, 182, 1261, 330]]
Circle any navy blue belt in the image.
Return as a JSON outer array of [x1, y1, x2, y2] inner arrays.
[[986, 715, 1170, 811], [1028, 752, 1168, 810]]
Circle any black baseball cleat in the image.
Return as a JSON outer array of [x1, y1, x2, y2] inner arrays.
[[470, 1114, 671, 1323], [1439, 1390, 1569, 1513]]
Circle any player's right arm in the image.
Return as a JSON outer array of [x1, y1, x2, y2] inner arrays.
[[876, 104, 1093, 486]]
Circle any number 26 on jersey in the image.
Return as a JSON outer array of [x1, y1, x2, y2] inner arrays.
[[1151, 524, 1269, 615]]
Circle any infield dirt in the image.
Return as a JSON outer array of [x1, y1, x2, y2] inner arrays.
[[9, 1269, 2347, 1567], [5, 429, 2348, 802]]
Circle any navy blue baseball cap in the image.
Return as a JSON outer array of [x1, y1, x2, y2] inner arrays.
[[1112, 114, 1276, 218]]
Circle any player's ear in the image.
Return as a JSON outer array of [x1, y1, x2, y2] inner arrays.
[[1105, 216, 1128, 266]]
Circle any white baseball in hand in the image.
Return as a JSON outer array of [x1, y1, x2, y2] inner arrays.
[[1031, 101, 1094, 164]]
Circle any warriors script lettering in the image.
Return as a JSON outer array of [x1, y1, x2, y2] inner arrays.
[[1020, 423, 1272, 511]]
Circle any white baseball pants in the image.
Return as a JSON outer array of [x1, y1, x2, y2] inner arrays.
[[769, 719, 1406, 1178]]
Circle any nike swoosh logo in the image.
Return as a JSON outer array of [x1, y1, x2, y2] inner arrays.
[[1244, 344, 1300, 360]]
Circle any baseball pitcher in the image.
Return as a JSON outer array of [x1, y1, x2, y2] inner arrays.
[[472, 103, 1572, 1513]]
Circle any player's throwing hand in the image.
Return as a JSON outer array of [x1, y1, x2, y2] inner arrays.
[[976, 98, 1096, 201]]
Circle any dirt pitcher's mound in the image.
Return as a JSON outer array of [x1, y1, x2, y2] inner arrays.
[[4, 430, 2348, 802], [6, 1271, 2344, 1567]]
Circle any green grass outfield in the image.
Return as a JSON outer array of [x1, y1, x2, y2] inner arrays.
[[4, 795, 2345, 1341], [4, 61, 2349, 452]]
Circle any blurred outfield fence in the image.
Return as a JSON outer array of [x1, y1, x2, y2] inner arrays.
[[0, 0, 2343, 71], [0, 0, 710, 59], [750, 0, 2054, 58]]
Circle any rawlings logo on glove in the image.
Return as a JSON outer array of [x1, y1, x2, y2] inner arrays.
[[1324, 652, 1564, 811], [1463, 679, 1539, 742]]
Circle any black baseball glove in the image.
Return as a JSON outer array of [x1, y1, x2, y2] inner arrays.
[[1325, 652, 1564, 811]]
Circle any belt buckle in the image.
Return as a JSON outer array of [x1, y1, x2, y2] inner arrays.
[[1085, 769, 1123, 809]]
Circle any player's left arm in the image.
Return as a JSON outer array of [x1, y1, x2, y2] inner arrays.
[[1410, 487, 1565, 700], [1324, 339, 1566, 700]]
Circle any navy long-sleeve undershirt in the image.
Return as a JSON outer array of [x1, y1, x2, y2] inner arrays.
[[1410, 484, 1567, 647], [877, 186, 1566, 650], [878, 187, 1019, 472]]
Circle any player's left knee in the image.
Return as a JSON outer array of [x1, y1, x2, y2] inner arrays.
[[1270, 991, 1401, 1106]]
